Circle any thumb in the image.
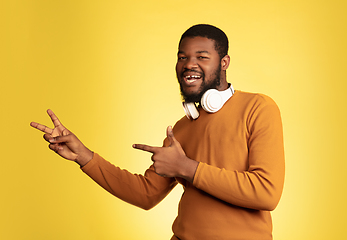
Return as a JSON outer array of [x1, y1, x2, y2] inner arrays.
[[166, 126, 186, 156], [166, 126, 176, 146]]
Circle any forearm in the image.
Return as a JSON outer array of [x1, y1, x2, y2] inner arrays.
[[193, 162, 284, 211], [81, 153, 177, 210]]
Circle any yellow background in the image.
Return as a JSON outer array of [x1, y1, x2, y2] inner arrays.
[[1, 0, 346, 239]]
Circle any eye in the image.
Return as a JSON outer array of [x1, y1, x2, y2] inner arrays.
[[198, 56, 209, 60], [178, 56, 187, 60]]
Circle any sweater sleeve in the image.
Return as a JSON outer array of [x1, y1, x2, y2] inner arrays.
[[192, 102, 285, 211], [81, 153, 177, 210]]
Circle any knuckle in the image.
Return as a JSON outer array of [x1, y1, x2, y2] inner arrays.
[[152, 154, 160, 162]]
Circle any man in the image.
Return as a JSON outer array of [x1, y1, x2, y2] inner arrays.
[[31, 24, 285, 240]]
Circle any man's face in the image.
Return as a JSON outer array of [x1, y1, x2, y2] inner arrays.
[[176, 36, 223, 103]]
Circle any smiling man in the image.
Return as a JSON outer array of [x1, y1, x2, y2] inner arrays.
[[31, 24, 285, 240], [177, 28, 229, 103]]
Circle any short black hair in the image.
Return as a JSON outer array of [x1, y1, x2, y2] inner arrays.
[[179, 24, 229, 59]]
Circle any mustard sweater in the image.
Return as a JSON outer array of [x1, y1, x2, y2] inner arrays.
[[82, 90, 285, 240]]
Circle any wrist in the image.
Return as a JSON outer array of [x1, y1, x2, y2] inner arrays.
[[179, 157, 199, 183], [75, 148, 94, 167]]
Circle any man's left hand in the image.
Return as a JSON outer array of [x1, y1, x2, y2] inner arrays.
[[133, 126, 198, 182]]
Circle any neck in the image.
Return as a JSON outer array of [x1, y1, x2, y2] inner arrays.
[[217, 76, 229, 91]]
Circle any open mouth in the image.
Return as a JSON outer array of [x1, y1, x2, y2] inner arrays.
[[183, 73, 203, 84]]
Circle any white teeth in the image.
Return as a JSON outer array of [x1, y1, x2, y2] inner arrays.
[[186, 75, 201, 79], [184, 74, 201, 83]]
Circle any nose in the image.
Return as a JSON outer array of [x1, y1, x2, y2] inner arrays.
[[184, 57, 198, 70]]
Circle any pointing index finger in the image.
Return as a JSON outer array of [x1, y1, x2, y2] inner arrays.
[[132, 144, 158, 153]]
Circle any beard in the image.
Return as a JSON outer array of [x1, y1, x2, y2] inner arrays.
[[179, 64, 222, 103]]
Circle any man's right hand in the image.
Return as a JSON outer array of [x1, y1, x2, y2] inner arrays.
[[30, 109, 93, 167]]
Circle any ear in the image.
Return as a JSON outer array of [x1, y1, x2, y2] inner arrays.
[[221, 55, 230, 70]]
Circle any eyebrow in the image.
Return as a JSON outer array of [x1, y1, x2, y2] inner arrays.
[[196, 51, 210, 54], [177, 50, 211, 54]]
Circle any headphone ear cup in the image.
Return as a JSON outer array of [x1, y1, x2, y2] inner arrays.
[[201, 89, 224, 113], [183, 102, 200, 120], [182, 85, 235, 119]]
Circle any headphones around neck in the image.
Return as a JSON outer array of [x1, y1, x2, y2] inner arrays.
[[182, 84, 235, 120]]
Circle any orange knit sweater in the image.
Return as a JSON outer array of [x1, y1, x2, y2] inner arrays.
[[82, 90, 285, 240]]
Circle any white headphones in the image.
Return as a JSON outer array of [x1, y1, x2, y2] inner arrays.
[[182, 84, 235, 120]]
